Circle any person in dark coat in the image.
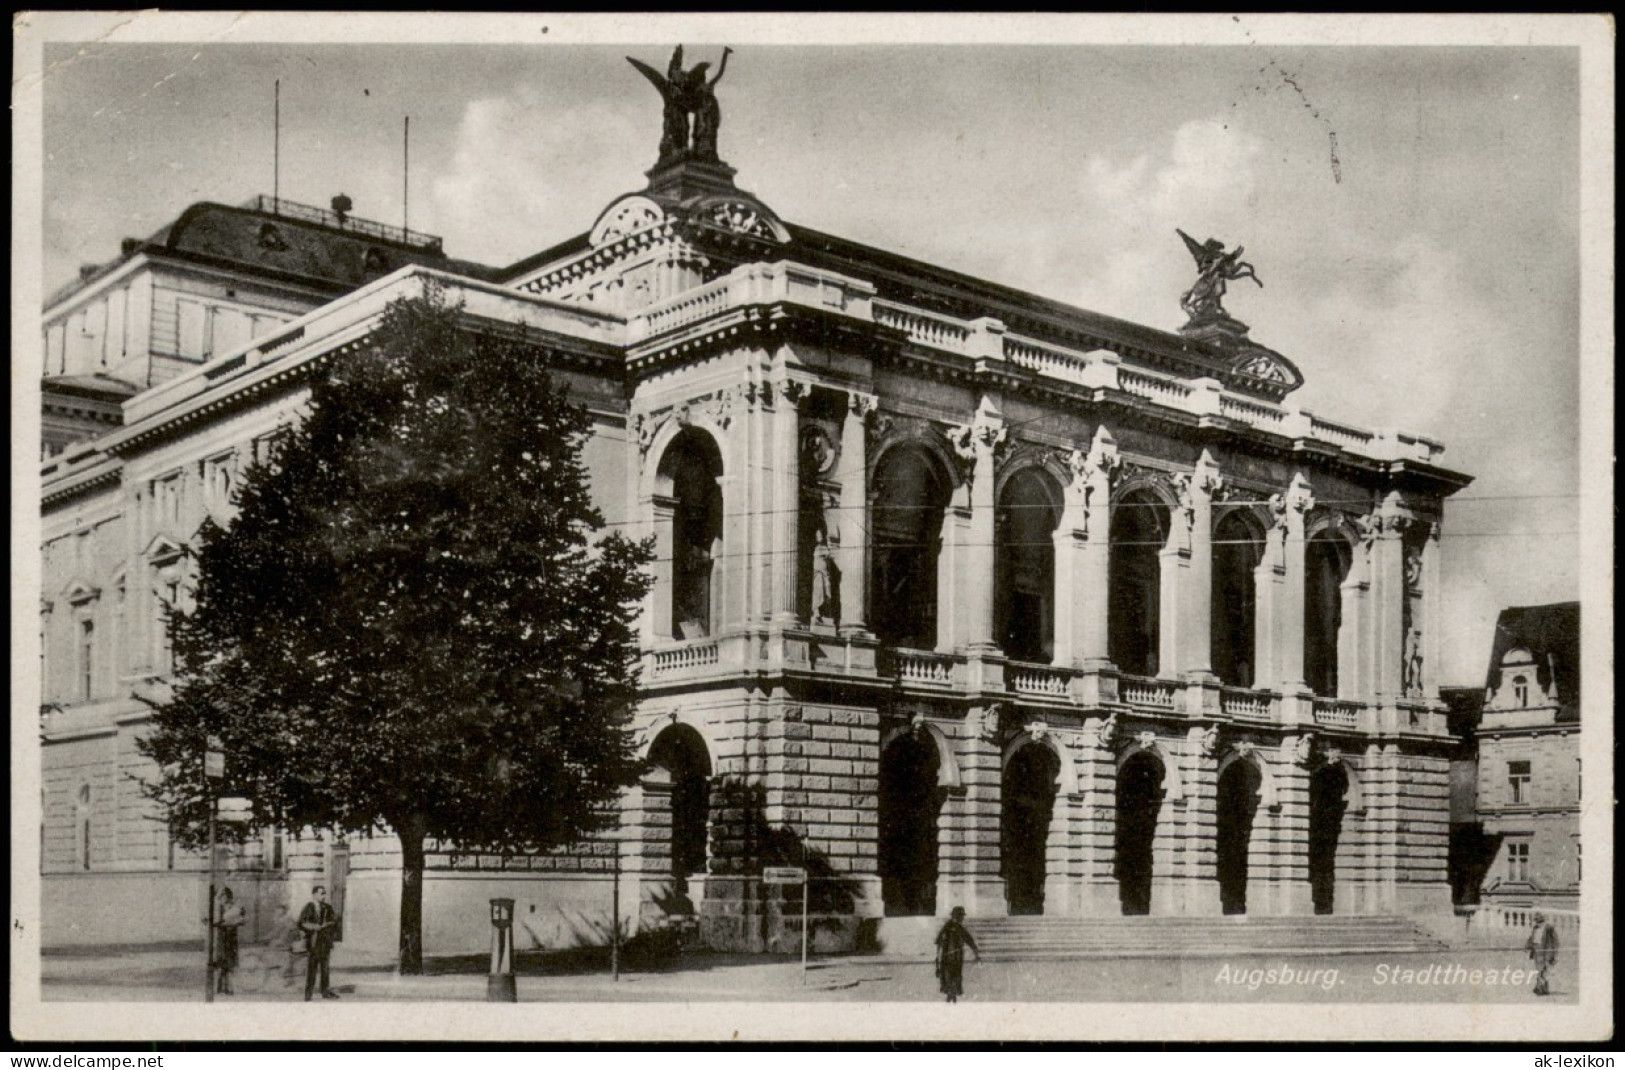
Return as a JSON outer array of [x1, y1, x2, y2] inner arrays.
[[1525, 912, 1559, 996], [934, 906, 980, 1003], [299, 885, 341, 1001], [213, 886, 245, 995]]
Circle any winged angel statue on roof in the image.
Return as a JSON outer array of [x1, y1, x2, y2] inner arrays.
[[627, 46, 733, 165], [1177, 229, 1263, 323]]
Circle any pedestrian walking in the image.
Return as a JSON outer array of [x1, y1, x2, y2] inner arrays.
[[934, 906, 980, 1003], [213, 886, 246, 995], [299, 885, 341, 1001], [1525, 911, 1559, 996]]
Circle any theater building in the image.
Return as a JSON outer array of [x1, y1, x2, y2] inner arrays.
[[38, 68, 1474, 954]]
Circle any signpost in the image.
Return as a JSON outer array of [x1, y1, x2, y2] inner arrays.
[[763, 866, 808, 983], [203, 738, 223, 1003]]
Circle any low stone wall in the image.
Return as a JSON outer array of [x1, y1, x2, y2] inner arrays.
[[42, 870, 290, 948]]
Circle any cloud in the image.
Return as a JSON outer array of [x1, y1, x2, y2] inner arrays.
[[430, 85, 646, 269]]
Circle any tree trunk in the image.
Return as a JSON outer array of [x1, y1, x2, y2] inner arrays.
[[397, 812, 428, 975]]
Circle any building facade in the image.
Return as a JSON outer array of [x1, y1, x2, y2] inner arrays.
[[39, 83, 1474, 955], [1468, 604, 1581, 921]]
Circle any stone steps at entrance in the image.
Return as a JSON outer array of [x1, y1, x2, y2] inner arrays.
[[964, 915, 1448, 961]]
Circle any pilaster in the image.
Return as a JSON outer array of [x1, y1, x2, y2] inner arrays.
[[1076, 427, 1119, 667], [769, 376, 806, 626], [1369, 493, 1409, 704], [939, 707, 1005, 915], [1275, 473, 1314, 693], [950, 396, 1006, 653], [837, 392, 877, 638]]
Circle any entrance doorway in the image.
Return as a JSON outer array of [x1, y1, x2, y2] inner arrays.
[[1309, 764, 1349, 914], [879, 732, 944, 916], [647, 725, 713, 901], [1002, 743, 1060, 915], [1115, 753, 1165, 915], [1215, 760, 1261, 915]]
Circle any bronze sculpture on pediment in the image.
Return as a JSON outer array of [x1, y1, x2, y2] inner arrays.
[[628, 46, 733, 165], [1177, 228, 1263, 324]]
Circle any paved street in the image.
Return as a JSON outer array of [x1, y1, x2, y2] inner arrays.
[[40, 943, 1575, 1004]]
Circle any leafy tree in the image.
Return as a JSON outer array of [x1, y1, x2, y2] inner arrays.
[[139, 285, 653, 973]]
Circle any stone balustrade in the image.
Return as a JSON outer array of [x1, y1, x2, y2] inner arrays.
[[1119, 674, 1181, 711], [1007, 661, 1074, 698], [1312, 697, 1361, 728], [878, 647, 958, 688], [1220, 686, 1275, 721], [607, 260, 1435, 466]]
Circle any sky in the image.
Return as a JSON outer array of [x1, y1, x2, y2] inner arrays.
[[27, 16, 1593, 686]]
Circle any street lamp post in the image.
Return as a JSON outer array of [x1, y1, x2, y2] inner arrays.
[[203, 737, 224, 1003]]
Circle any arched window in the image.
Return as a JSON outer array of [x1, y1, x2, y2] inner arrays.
[[655, 429, 724, 640], [870, 446, 949, 649], [996, 467, 1061, 663], [1110, 489, 1168, 677], [1304, 529, 1351, 697], [1212, 511, 1263, 687]]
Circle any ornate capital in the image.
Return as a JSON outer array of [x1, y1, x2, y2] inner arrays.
[[1284, 472, 1315, 515], [849, 391, 880, 422], [1194, 449, 1224, 498], [776, 378, 809, 410], [634, 412, 662, 457], [1288, 733, 1316, 768], [1199, 724, 1222, 758]]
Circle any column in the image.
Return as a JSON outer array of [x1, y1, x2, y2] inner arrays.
[[1276, 473, 1314, 693], [837, 392, 876, 638], [769, 377, 805, 626], [1077, 426, 1119, 667]]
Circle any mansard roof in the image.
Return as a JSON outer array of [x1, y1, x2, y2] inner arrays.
[[47, 197, 499, 311], [1484, 602, 1580, 721]]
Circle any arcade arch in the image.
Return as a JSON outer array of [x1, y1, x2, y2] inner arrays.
[[1110, 488, 1169, 677], [654, 427, 724, 640], [995, 465, 1062, 663], [870, 444, 951, 649], [1213, 509, 1265, 688]]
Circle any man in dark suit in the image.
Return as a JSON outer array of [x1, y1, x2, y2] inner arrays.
[[299, 885, 340, 1000]]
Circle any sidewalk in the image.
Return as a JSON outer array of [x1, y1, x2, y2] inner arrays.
[[40, 942, 1572, 1004]]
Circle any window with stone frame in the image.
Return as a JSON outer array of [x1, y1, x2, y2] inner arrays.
[[78, 618, 95, 701], [1507, 759, 1532, 805], [1512, 674, 1530, 707], [1505, 840, 1529, 884], [870, 444, 949, 650]]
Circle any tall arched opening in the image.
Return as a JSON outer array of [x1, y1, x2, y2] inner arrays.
[[871, 446, 949, 649], [878, 731, 944, 916], [1115, 751, 1166, 915], [1001, 742, 1060, 915], [645, 725, 713, 902], [656, 428, 724, 640], [996, 468, 1061, 662], [1213, 511, 1263, 688], [1215, 759, 1262, 914], [1309, 763, 1350, 914], [1110, 490, 1168, 677], [1305, 530, 1351, 697]]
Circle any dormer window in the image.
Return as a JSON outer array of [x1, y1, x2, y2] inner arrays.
[[1512, 675, 1530, 707]]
